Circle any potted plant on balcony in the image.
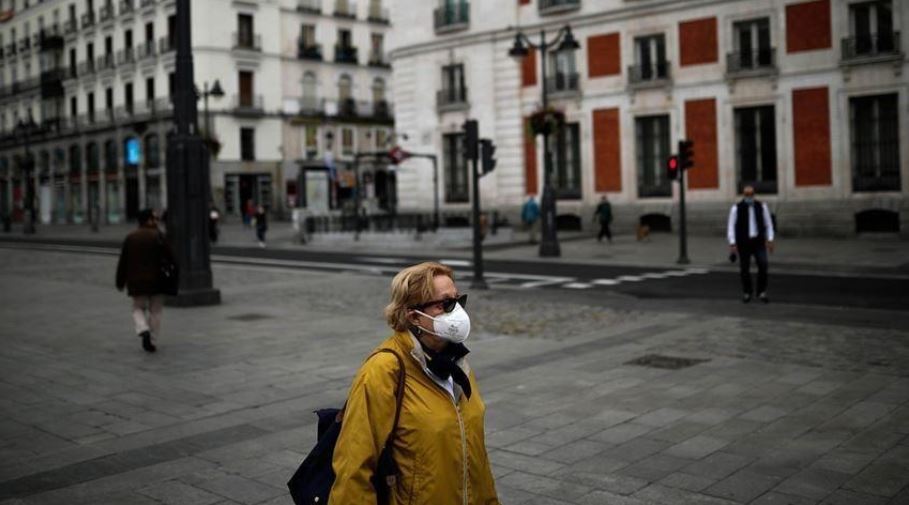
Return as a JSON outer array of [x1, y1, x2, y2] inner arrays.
[[527, 106, 565, 136]]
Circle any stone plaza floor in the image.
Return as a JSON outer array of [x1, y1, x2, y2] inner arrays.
[[0, 247, 907, 504]]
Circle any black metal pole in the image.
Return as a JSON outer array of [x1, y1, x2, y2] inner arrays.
[[431, 154, 439, 230], [353, 153, 361, 240], [537, 30, 560, 257], [203, 83, 210, 138], [164, 0, 220, 306], [677, 165, 690, 264], [470, 154, 487, 289]]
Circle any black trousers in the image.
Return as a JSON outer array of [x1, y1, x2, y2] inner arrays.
[[739, 238, 768, 295], [598, 222, 612, 242]]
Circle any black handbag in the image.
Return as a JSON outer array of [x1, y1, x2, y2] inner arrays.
[[157, 233, 179, 296], [288, 349, 406, 505]]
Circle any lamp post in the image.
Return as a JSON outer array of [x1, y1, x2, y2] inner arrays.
[[199, 79, 224, 141], [16, 113, 37, 235], [164, 0, 220, 306], [509, 24, 579, 257]]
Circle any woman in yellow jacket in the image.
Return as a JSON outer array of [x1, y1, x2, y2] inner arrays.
[[329, 262, 500, 505]]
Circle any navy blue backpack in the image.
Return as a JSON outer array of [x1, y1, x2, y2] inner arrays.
[[288, 349, 405, 505]]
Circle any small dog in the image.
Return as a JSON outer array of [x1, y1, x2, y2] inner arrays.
[[636, 224, 651, 241]]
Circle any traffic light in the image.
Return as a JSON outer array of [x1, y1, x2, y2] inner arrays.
[[667, 155, 679, 181], [678, 139, 694, 170], [463, 120, 479, 161], [480, 138, 496, 176]]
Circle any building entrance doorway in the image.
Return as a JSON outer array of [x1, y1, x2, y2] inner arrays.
[[126, 177, 139, 220]]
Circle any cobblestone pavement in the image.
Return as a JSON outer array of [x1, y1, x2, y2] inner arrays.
[[0, 248, 907, 505]]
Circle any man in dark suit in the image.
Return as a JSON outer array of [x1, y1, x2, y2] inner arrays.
[[116, 209, 176, 352], [727, 186, 775, 303]]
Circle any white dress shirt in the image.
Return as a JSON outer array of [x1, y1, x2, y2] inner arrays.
[[727, 201, 775, 245]]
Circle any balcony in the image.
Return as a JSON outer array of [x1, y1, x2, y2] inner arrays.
[[137, 40, 156, 59], [140, 0, 156, 8], [117, 47, 136, 66], [337, 97, 358, 117], [96, 53, 116, 72], [159, 36, 176, 54], [434, 2, 469, 33], [297, 0, 321, 14], [299, 97, 324, 116], [78, 60, 96, 75], [436, 87, 469, 111], [41, 69, 65, 99], [233, 94, 265, 116], [82, 11, 96, 29], [39, 27, 65, 52], [19, 37, 32, 53], [628, 61, 671, 88], [367, 3, 389, 24], [233, 33, 262, 52], [120, 0, 135, 16], [538, 0, 580, 16], [368, 49, 390, 68], [298, 42, 323, 61], [335, 45, 358, 64], [545, 72, 579, 95], [841, 32, 902, 63], [63, 19, 79, 36], [4, 43, 16, 58], [853, 174, 901, 193], [726, 49, 777, 77], [99, 3, 116, 23], [67, 64, 79, 79], [372, 100, 393, 119], [334, 1, 357, 19]]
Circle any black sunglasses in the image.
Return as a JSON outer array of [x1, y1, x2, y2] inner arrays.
[[412, 294, 468, 313]]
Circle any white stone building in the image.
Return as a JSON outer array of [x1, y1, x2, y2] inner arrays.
[[389, 0, 909, 236], [0, 0, 394, 224]]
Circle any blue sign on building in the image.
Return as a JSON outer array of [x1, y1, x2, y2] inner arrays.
[[125, 138, 141, 165]]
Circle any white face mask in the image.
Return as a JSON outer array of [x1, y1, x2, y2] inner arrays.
[[415, 303, 471, 343]]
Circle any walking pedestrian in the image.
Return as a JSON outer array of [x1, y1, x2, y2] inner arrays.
[[115, 209, 176, 353], [521, 195, 540, 244], [727, 185, 775, 303], [243, 198, 255, 228], [254, 204, 268, 247], [594, 195, 613, 243], [329, 262, 500, 504]]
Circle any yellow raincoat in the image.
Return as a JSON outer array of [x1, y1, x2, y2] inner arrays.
[[329, 331, 500, 505]]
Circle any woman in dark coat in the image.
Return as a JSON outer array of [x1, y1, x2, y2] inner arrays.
[[116, 209, 176, 352]]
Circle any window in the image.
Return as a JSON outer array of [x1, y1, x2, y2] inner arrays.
[[301, 24, 316, 46], [105, 87, 113, 112], [125, 29, 133, 49], [633, 34, 668, 81], [145, 77, 154, 102], [86, 42, 94, 69], [338, 28, 352, 47], [549, 122, 581, 198], [144, 21, 154, 43], [240, 127, 255, 160], [341, 128, 354, 155], [124, 82, 133, 113], [145, 134, 160, 168], [376, 129, 388, 149], [104, 140, 117, 171], [167, 15, 176, 48], [237, 13, 254, 48], [847, 0, 895, 56], [732, 18, 772, 69], [443, 133, 468, 202], [370, 33, 384, 62], [87, 92, 95, 122], [69, 96, 77, 119], [547, 48, 578, 92], [850, 93, 900, 191], [68, 48, 77, 77], [104, 35, 112, 57], [734, 106, 777, 194], [305, 125, 318, 158], [440, 63, 466, 104], [635, 115, 671, 197], [302, 71, 318, 110], [372, 77, 386, 103], [239, 71, 254, 107], [338, 74, 352, 101]]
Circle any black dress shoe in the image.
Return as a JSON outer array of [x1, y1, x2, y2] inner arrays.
[[742, 293, 752, 304], [758, 292, 769, 304], [140, 331, 156, 353]]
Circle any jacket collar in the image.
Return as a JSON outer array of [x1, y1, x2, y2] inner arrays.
[[392, 330, 471, 402]]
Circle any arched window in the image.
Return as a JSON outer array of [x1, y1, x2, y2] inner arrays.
[[69, 144, 82, 172], [104, 140, 117, 171], [85, 142, 99, 172], [145, 134, 160, 168]]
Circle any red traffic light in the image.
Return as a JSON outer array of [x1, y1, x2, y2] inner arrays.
[[666, 155, 679, 181], [668, 156, 678, 170]]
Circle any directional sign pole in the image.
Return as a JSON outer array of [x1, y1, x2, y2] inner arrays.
[[677, 153, 690, 265]]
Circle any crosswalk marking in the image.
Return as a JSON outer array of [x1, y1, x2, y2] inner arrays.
[[592, 279, 621, 286], [562, 282, 593, 289]]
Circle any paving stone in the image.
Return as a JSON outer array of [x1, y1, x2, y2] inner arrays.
[[810, 450, 876, 475], [774, 467, 852, 500], [750, 491, 818, 504], [634, 483, 739, 505], [843, 459, 909, 498], [705, 469, 782, 503], [136, 480, 222, 505], [488, 449, 565, 476], [578, 490, 655, 505], [820, 489, 888, 505], [554, 469, 648, 495], [664, 435, 730, 461], [542, 439, 612, 464], [590, 423, 654, 445], [194, 474, 284, 505], [682, 451, 754, 480], [634, 408, 691, 428], [741, 406, 790, 423], [648, 421, 712, 444], [658, 472, 716, 493], [612, 438, 673, 464], [486, 426, 544, 448], [617, 454, 694, 482], [498, 470, 592, 501]]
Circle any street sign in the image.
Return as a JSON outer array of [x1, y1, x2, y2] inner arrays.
[[388, 146, 411, 165]]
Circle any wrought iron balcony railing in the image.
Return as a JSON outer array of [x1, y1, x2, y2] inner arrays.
[[538, 0, 580, 16], [842, 32, 901, 60], [436, 87, 468, 110], [233, 33, 262, 52], [545, 72, 579, 94], [298, 42, 323, 60], [726, 48, 776, 74], [628, 61, 671, 85], [335, 45, 359, 64], [297, 0, 321, 14], [434, 2, 469, 33]]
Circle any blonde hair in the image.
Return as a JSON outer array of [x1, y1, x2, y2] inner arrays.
[[384, 262, 454, 332]]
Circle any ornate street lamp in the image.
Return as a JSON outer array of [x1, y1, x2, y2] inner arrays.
[[199, 79, 224, 140], [509, 25, 579, 257], [16, 113, 37, 235], [165, 0, 220, 306]]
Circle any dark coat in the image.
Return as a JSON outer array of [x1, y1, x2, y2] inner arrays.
[[116, 226, 176, 297]]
